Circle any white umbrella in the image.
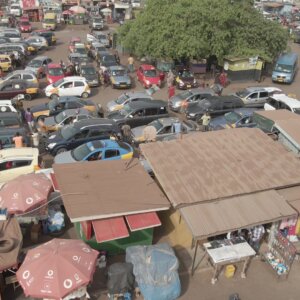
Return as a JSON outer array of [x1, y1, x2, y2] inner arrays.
[[101, 8, 112, 14], [69, 5, 86, 14]]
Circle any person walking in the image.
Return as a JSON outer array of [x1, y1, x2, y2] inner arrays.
[[249, 225, 265, 253], [167, 70, 174, 88], [128, 54, 134, 73], [25, 108, 34, 132], [200, 112, 211, 131], [13, 132, 24, 148]]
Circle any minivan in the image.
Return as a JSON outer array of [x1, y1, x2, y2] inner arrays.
[[272, 52, 298, 84]]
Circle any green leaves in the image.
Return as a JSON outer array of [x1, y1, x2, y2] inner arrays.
[[119, 0, 288, 61]]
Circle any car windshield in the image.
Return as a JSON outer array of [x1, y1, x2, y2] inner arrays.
[[178, 91, 192, 100], [93, 18, 103, 23], [111, 69, 126, 76], [96, 46, 106, 52], [81, 67, 96, 75], [98, 35, 106, 40], [61, 124, 77, 139], [198, 99, 211, 108], [28, 60, 42, 67], [149, 119, 163, 131], [0, 117, 20, 127], [53, 78, 64, 87], [48, 67, 63, 76], [54, 111, 66, 124], [71, 143, 91, 161], [224, 112, 242, 123], [180, 70, 193, 78], [144, 69, 157, 77], [115, 94, 129, 105], [236, 89, 249, 98], [75, 48, 86, 54], [21, 22, 30, 26], [274, 63, 293, 73], [120, 104, 133, 116], [103, 55, 116, 63], [44, 19, 54, 24]]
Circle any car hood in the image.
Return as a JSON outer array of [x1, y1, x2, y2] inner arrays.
[[44, 116, 56, 126], [131, 126, 146, 139], [169, 95, 184, 105], [146, 77, 160, 83], [84, 74, 98, 81], [179, 77, 194, 83], [107, 110, 124, 120], [106, 100, 117, 110], [25, 66, 38, 73], [111, 75, 131, 83], [54, 150, 76, 164], [46, 130, 63, 144], [31, 103, 48, 113], [209, 116, 226, 129], [102, 61, 117, 67]]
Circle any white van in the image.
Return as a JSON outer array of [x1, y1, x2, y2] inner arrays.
[[10, 4, 22, 17], [45, 76, 91, 100], [0, 148, 39, 184], [264, 93, 300, 114]]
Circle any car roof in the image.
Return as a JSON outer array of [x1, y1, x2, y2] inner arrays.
[[277, 52, 298, 65], [120, 91, 151, 98], [1, 79, 27, 85], [109, 65, 126, 71], [141, 64, 156, 70], [9, 70, 36, 75], [47, 63, 62, 69], [188, 88, 215, 95], [59, 108, 90, 116], [0, 111, 19, 117], [79, 63, 94, 68], [73, 118, 117, 129], [62, 76, 87, 81], [0, 147, 38, 160], [32, 55, 50, 61], [207, 95, 242, 102], [244, 86, 282, 93], [128, 99, 166, 109], [271, 93, 300, 109], [232, 107, 258, 116], [157, 117, 180, 126]]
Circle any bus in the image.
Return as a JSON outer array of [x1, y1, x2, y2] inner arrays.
[[272, 52, 298, 84]]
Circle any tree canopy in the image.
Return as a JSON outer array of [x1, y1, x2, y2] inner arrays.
[[118, 0, 288, 62]]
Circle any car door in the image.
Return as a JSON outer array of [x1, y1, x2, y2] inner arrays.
[[0, 158, 33, 182], [73, 81, 85, 97], [0, 83, 13, 99], [59, 81, 74, 97], [103, 149, 121, 160], [245, 92, 260, 107], [69, 129, 89, 149], [257, 91, 269, 106], [157, 124, 173, 140], [88, 127, 111, 141], [86, 150, 103, 161]]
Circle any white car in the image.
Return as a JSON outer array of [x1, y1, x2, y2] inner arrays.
[[264, 93, 300, 114], [45, 76, 91, 100], [0, 148, 39, 184], [0, 100, 17, 113]]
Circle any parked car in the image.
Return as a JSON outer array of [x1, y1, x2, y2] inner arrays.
[[107, 100, 169, 128], [31, 30, 57, 46], [45, 76, 91, 100], [31, 96, 101, 120], [18, 20, 32, 32], [233, 86, 282, 108], [169, 88, 216, 112], [131, 117, 199, 143], [77, 63, 99, 87], [0, 79, 39, 101], [0, 112, 30, 147], [0, 100, 17, 113], [68, 53, 91, 67], [88, 16, 104, 31], [100, 54, 118, 69], [185, 96, 244, 122], [68, 37, 82, 53], [0, 147, 39, 184], [208, 108, 257, 130], [108, 65, 132, 89], [43, 108, 93, 132], [89, 42, 108, 59], [54, 139, 133, 164], [0, 31, 21, 42], [87, 32, 109, 47], [264, 93, 300, 114], [0, 54, 13, 72], [25, 56, 53, 78], [137, 64, 163, 89], [175, 69, 198, 90], [45, 63, 65, 84], [25, 36, 48, 51], [45, 118, 121, 155], [106, 91, 153, 112], [74, 43, 88, 55], [0, 70, 38, 85]]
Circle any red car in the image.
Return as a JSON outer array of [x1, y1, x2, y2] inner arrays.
[[19, 20, 32, 32], [68, 37, 82, 53], [137, 64, 162, 89]]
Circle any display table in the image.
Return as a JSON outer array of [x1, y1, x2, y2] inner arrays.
[[203, 238, 256, 284]]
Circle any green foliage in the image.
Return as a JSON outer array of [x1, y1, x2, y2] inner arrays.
[[118, 0, 288, 61]]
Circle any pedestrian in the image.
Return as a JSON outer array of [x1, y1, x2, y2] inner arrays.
[[168, 85, 175, 100], [24, 108, 34, 132], [249, 225, 265, 253], [114, 50, 120, 64], [104, 70, 110, 87], [167, 70, 174, 88], [200, 111, 211, 131], [128, 54, 134, 73], [13, 132, 24, 148], [99, 69, 104, 87], [37, 117, 48, 136]]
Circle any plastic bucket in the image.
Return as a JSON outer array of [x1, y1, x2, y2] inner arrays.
[[225, 264, 235, 278]]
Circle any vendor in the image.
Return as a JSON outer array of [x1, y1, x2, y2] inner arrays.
[[249, 225, 265, 253]]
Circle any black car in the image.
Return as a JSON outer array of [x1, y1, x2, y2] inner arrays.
[[31, 31, 56, 46], [107, 100, 169, 128], [68, 53, 92, 67], [45, 118, 121, 155], [186, 96, 244, 122], [0, 112, 30, 147], [175, 69, 198, 90], [77, 63, 99, 87], [100, 54, 118, 68]]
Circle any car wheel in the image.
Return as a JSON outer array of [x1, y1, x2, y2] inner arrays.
[[24, 94, 32, 101], [50, 94, 59, 101], [56, 147, 67, 155], [81, 92, 89, 98]]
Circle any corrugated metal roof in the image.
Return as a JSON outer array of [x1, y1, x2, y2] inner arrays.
[[277, 186, 300, 213], [141, 128, 300, 207], [255, 109, 300, 122], [180, 190, 297, 239], [275, 119, 300, 148], [53, 159, 170, 223]]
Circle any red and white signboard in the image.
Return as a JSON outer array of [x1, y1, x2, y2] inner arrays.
[[22, 0, 37, 9]]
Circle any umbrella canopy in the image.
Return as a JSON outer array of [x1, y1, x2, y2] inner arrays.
[[101, 8, 112, 13], [0, 173, 53, 215], [62, 10, 74, 15], [16, 238, 99, 299], [69, 5, 86, 14]]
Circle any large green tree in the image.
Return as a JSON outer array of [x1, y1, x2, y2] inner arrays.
[[119, 0, 288, 61]]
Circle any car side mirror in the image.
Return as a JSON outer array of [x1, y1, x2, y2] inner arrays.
[[129, 114, 133, 118]]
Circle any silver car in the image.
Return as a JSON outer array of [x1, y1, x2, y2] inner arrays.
[[108, 65, 132, 89], [25, 56, 52, 78], [169, 88, 216, 112], [131, 117, 199, 143], [25, 36, 48, 51], [0, 70, 38, 85], [106, 91, 153, 112]]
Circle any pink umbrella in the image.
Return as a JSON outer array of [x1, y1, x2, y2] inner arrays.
[[69, 5, 86, 14], [16, 239, 98, 299], [0, 173, 53, 215], [62, 10, 74, 15]]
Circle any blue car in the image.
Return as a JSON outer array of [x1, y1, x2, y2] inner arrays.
[[54, 139, 133, 164], [208, 108, 257, 130]]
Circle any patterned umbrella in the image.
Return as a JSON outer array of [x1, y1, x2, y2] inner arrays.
[[0, 173, 53, 215], [16, 238, 98, 299], [69, 6, 86, 14]]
